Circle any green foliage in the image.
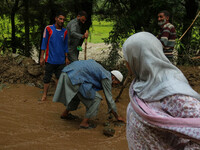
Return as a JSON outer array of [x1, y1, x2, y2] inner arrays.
[[95, 0, 200, 66], [0, 0, 94, 57], [190, 26, 200, 51], [0, 15, 12, 43], [0, 0, 199, 67], [89, 19, 113, 43]]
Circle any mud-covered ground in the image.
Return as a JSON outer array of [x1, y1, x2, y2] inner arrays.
[[0, 43, 200, 150], [0, 84, 129, 150]]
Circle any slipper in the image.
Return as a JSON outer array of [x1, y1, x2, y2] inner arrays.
[[60, 113, 79, 120], [79, 123, 96, 129]]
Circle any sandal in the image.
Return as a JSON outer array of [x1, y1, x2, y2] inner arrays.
[[60, 113, 79, 120], [79, 123, 96, 129]]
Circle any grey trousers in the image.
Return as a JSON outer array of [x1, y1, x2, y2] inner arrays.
[[67, 92, 102, 118], [53, 72, 102, 119]]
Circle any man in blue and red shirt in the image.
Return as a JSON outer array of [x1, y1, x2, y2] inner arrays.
[[40, 12, 70, 101], [158, 10, 176, 63]]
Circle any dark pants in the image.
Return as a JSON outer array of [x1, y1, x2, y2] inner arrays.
[[43, 63, 65, 83]]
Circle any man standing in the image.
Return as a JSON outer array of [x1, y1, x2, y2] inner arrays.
[[40, 12, 70, 101], [53, 59, 125, 129], [66, 11, 89, 62], [158, 10, 176, 63]]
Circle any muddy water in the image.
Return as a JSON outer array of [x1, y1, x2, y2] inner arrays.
[[1, 65, 200, 150], [0, 84, 129, 150]]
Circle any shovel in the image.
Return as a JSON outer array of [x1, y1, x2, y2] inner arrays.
[[84, 30, 88, 60]]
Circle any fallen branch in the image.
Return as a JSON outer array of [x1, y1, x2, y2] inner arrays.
[[192, 56, 200, 60]]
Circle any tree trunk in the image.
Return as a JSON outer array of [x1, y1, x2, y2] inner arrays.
[[11, 11, 16, 53], [24, 0, 30, 57], [38, 16, 46, 63], [11, 0, 19, 53]]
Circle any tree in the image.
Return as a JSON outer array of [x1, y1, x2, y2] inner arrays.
[[5, 0, 22, 53], [180, 0, 199, 55], [1, 0, 198, 65], [23, 0, 30, 56], [95, 0, 200, 65]]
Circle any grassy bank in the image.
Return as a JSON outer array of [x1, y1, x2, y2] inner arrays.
[[88, 20, 113, 43]]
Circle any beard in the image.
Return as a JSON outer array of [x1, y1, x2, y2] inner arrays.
[[59, 23, 64, 28], [78, 19, 84, 28], [158, 19, 166, 26]]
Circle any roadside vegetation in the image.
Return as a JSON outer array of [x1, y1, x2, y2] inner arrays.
[[0, 0, 199, 66], [89, 19, 114, 43]]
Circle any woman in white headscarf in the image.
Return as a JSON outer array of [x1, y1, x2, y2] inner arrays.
[[123, 32, 200, 150]]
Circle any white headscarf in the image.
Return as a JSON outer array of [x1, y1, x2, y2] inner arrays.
[[123, 32, 200, 101]]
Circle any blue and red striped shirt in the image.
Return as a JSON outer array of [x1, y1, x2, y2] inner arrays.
[[41, 24, 68, 64]]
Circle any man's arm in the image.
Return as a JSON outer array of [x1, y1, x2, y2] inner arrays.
[[65, 53, 70, 65], [40, 26, 49, 66], [64, 31, 70, 65], [101, 78, 125, 122], [40, 50, 45, 66], [160, 24, 176, 50], [101, 78, 117, 112], [160, 29, 170, 48], [70, 24, 84, 39]]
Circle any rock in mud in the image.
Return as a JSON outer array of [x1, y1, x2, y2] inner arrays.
[[22, 58, 35, 67], [27, 65, 43, 76], [103, 127, 115, 137], [103, 122, 110, 127]]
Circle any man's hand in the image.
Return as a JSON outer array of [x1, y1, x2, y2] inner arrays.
[[117, 116, 126, 123], [111, 110, 126, 123], [84, 31, 89, 39], [40, 57, 45, 66], [82, 31, 89, 39], [65, 57, 70, 65], [40, 50, 45, 66]]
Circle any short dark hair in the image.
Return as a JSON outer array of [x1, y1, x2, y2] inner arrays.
[[55, 12, 66, 18], [78, 11, 87, 18], [159, 10, 170, 18]]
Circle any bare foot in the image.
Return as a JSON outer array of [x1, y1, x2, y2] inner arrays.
[[79, 118, 90, 128], [79, 122, 89, 128], [61, 109, 69, 117], [117, 116, 126, 123], [79, 123, 96, 129], [41, 95, 47, 101]]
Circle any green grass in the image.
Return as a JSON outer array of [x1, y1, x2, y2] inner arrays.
[[88, 20, 114, 43]]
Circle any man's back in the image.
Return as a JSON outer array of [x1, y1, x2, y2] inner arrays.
[[62, 59, 111, 99]]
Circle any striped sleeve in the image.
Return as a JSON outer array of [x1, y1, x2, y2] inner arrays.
[[160, 23, 176, 50]]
